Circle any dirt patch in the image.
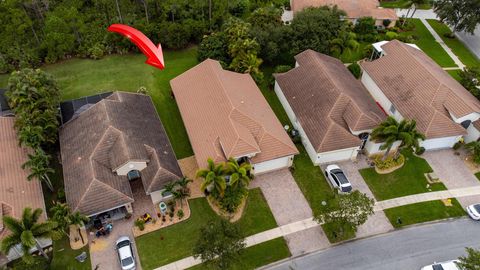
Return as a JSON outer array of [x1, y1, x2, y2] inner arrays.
[[178, 156, 204, 198]]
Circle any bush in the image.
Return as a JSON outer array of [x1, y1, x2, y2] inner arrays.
[[177, 209, 184, 219], [373, 154, 405, 170], [197, 32, 230, 64], [453, 142, 463, 150], [385, 31, 398, 41], [399, 35, 415, 43], [383, 19, 392, 28], [219, 186, 248, 213], [415, 147, 426, 155], [399, 19, 415, 31], [134, 219, 145, 231], [348, 63, 362, 79], [363, 45, 374, 59], [160, 22, 191, 49], [88, 43, 105, 60], [354, 17, 377, 36], [274, 65, 292, 74]]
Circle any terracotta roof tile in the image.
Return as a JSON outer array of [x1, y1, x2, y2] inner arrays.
[[292, 0, 397, 20], [171, 60, 298, 168], [275, 50, 385, 152]]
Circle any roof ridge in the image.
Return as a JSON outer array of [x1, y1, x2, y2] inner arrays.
[[76, 178, 133, 213]]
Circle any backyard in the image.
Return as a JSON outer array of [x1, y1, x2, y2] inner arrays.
[[379, 0, 432, 9], [135, 188, 280, 270]]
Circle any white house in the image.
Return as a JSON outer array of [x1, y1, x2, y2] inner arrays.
[[274, 50, 387, 165], [361, 40, 480, 149]]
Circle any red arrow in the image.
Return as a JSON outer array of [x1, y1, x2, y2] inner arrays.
[[108, 24, 165, 70]]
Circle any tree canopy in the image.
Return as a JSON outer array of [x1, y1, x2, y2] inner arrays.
[[457, 247, 480, 270], [434, 0, 480, 34]]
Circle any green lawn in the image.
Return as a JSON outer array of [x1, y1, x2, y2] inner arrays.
[[359, 151, 447, 201], [0, 49, 199, 159], [384, 199, 466, 228], [136, 188, 278, 270], [187, 237, 290, 270], [400, 19, 457, 68], [380, 0, 431, 9], [426, 19, 480, 67], [50, 237, 91, 270], [447, 69, 462, 82], [475, 172, 480, 181]]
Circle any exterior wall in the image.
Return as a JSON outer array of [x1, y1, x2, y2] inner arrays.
[[115, 161, 148, 176], [420, 135, 462, 150], [364, 138, 401, 155], [361, 71, 403, 121], [6, 238, 52, 262], [274, 81, 318, 164], [150, 189, 174, 205], [465, 124, 480, 143], [252, 155, 294, 174], [450, 112, 480, 124], [317, 147, 360, 164]]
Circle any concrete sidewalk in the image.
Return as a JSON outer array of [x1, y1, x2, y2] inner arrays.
[[374, 186, 480, 211]]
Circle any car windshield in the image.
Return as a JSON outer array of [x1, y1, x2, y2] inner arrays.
[[332, 170, 349, 185], [432, 264, 444, 270], [117, 240, 130, 249], [474, 204, 480, 213], [121, 257, 134, 267]]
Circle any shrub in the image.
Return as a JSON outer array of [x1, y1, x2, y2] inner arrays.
[[383, 19, 392, 28], [348, 63, 362, 79], [373, 154, 405, 170], [134, 219, 145, 231], [453, 142, 463, 150], [354, 17, 377, 36], [88, 43, 105, 60], [274, 65, 292, 74], [415, 147, 425, 155], [177, 209, 184, 219], [385, 31, 398, 41], [399, 35, 415, 43], [363, 45, 374, 59], [219, 186, 248, 213]]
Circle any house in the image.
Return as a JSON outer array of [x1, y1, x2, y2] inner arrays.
[[274, 50, 386, 165], [0, 117, 50, 265], [289, 0, 398, 27], [360, 40, 480, 149], [60, 92, 183, 218], [171, 59, 298, 174]]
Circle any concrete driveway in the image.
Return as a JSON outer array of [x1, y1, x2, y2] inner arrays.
[[322, 157, 394, 238], [251, 169, 331, 256], [423, 149, 480, 208]]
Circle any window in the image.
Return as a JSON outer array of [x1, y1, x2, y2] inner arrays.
[[461, 120, 471, 129], [127, 170, 141, 181], [389, 105, 396, 115]]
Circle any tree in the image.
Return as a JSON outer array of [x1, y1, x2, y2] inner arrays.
[[466, 141, 480, 164], [354, 17, 377, 37], [457, 247, 480, 270], [197, 31, 230, 65], [226, 158, 253, 189], [330, 30, 359, 55], [314, 191, 374, 238], [21, 148, 55, 191], [434, 0, 480, 35], [197, 159, 227, 198], [193, 219, 246, 269], [1, 208, 61, 264], [69, 211, 89, 244], [459, 66, 480, 98], [176, 177, 193, 194], [50, 202, 72, 236]]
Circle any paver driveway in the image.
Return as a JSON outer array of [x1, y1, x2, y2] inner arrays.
[[251, 169, 331, 256], [423, 149, 480, 208]]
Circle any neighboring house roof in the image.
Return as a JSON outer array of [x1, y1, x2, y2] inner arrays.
[[60, 92, 113, 124], [360, 40, 479, 139], [60, 92, 182, 216], [0, 117, 46, 240], [171, 59, 298, 169], [291, 0, 398, 21], [275, 50, 386, 153]]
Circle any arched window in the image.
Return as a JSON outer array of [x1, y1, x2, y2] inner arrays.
[[127, 170, 141, 181]]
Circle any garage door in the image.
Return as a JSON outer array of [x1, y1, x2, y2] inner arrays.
[[252, 156, 292, 174]]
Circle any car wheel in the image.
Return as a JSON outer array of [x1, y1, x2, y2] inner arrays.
[[325, 170, 328, 177]]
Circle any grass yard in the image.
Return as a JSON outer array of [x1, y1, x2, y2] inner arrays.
[[426, 19, 480, 68], [50, 237, 91, 270], [187, 237, 290, 270], [136, 188, 278, 270], [359, 151, 447, 201], [0, 49, 199, 159], [475, 172, 480, 181], [380, 0, 431, 9], [400, 19, 456, 68], [384, 199, 466, 228], [447, 69, 463, 82]]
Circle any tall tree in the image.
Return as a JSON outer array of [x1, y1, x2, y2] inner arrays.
[[226, 158, 253, 189], [193, 218, 246, 269], [197, 158, 227, 198], [457, 247, 480, 270], [434, 0, 480, 35], [21, 148, 55, 191], [1, 208, 61, 264]]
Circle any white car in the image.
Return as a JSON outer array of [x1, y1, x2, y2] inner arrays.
[[421, 260, 460, 270], [466, 203, 480, 220], [116, 236, 136, 270], [325, 165, 352, 193]]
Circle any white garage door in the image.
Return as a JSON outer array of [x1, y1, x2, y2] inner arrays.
[[253, 156, 292, 174], [317, 147, 359, 164], [420, 136, 460, 150]]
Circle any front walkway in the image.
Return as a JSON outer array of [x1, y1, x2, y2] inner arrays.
[[251, 169, 330, 256]]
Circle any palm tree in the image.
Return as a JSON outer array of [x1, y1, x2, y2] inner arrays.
[[330, 30, 359, 55], [22, 148, 55, 191], [17, 125, 45, 148], [176, 177, 193, 193], [196, 158, 227, 198], [397, 119, 425, 156], [371, 116, 403, 160], [50, 202, 71, 237], [172, 188, 190, 208], [1, 208, 61, 263], [466, 141, 480, 164], [226, 158, 253, 189], [162, 181, 177, 196], [69, 212, 89, 245]]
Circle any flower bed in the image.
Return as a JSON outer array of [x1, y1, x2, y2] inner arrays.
[[372, 153, 405, 174]]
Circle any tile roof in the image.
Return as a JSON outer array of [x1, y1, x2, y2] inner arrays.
[[291, 0, 398, 20], [0, 117, 46, 240], [275, 50, 386, 153], [60, 92, 182, 216], [360, 40, 479, 139], [171, 59, 298, 169]]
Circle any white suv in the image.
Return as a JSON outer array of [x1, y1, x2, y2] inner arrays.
[[421, 260, 460, 270], [325, 165, 352, 193], [116, 236, 136, 270], [466, 203, 480, 220]]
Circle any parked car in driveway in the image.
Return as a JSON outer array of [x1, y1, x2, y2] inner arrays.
[[420, 260, 460, 270], [116, 236, 136, 270], [325, 165, 352, 193], [466, 203, 480, 220]]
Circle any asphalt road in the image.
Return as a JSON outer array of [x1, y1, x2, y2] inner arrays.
[[265, 218, 480, 270]]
